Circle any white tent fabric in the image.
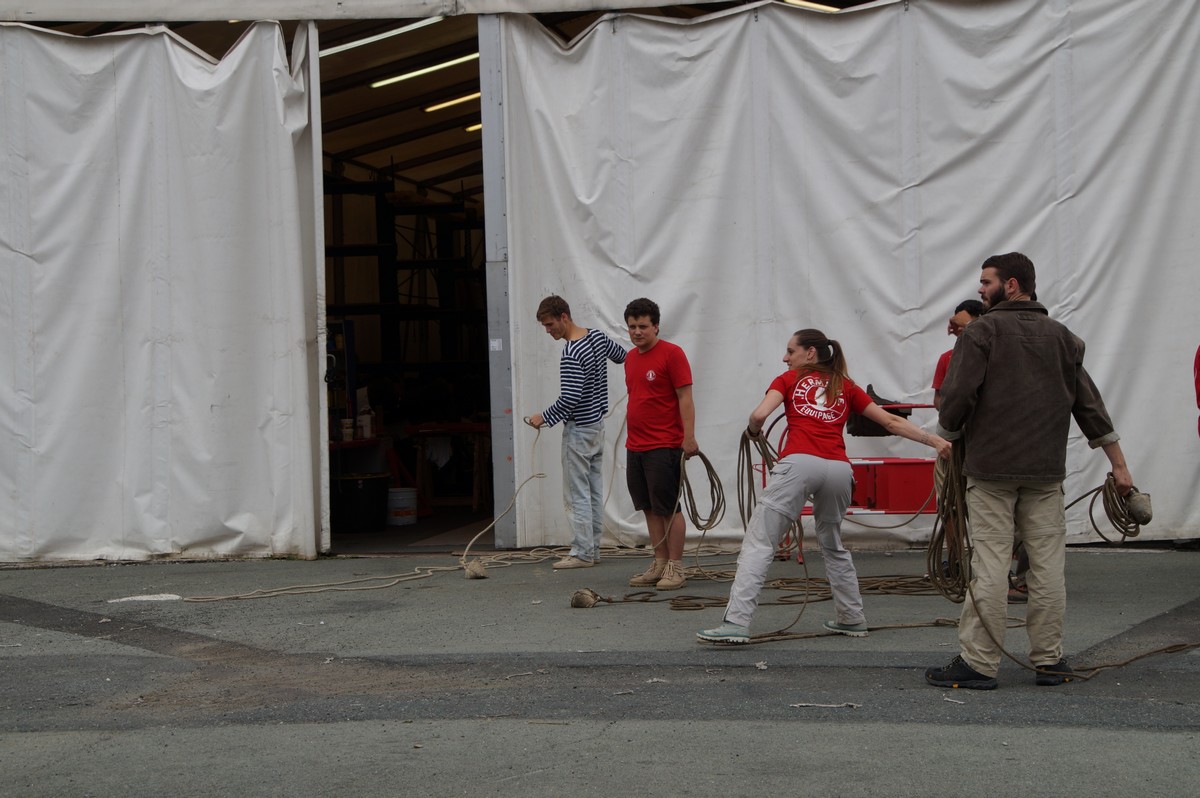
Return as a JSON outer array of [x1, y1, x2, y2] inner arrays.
[[501, 0, 1200, 548], [0, 22, 323, 561]]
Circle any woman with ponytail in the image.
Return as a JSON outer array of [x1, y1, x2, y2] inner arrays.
[[698, 329, 951, 644]]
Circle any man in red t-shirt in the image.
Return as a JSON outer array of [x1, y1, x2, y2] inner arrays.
[[932, 299, 983, 410], [623, 298, 699, 591], [932, 299, 983, 523]]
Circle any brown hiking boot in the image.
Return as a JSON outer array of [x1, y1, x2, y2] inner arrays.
[[628, 559, 667, 587], [655, 560, 687, 591]]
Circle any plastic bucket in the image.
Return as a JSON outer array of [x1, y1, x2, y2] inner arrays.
[[387, 487, 418, 526]]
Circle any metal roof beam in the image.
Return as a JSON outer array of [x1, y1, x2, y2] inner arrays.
[[321, 39, 478, 97], [324, 78, 478, 133], [381, 141, 481, 175], [336, 112, 478, 159], [418, 159, 482, 189]]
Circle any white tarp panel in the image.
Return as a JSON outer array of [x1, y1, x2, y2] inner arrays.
[[501, 0, 1200, 548], [0, 22, 323, 561]]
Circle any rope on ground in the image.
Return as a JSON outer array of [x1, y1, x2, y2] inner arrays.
[[1074, 641, 1200, 678], [190, 401, 1190, 677], [183, 565, 457, 602], [462, 397, 734, 580], [187, 425, 554, 600], [459, 420, 553, 577]]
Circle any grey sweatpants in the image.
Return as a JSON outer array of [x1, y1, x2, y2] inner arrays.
[[724, 454, 863, 628]]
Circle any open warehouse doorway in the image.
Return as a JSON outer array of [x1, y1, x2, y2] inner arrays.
[[16, 10, 675, 555], [312, 8, 750, 553], [317, 16, 494, 554]]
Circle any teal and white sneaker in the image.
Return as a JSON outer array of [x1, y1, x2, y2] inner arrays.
[[696, 622, 750, 644], [823, 620, 869, 637]]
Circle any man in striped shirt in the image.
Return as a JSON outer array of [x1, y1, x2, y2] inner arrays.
[[529, 296, 628, 569]]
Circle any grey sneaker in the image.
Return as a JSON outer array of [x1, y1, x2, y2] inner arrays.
[[697, 622, 750, 644], [628, 559, 667, 587], [823, 620, 869, 637], [552, 556, 594, 570]]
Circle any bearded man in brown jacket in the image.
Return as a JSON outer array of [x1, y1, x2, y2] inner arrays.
[[925, 252, 1133, 690]]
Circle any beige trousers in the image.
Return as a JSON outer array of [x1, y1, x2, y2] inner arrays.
[[959, 477, 1066, 677]]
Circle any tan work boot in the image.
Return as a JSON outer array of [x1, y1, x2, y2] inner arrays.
[[628, 558, 667, 587], [655, 560, 687, 591]]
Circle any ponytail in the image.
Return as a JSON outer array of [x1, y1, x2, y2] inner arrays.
[[793, 328, 849, 405]]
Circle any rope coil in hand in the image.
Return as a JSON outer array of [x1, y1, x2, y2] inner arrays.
[[1068, 476, 1152, 543]]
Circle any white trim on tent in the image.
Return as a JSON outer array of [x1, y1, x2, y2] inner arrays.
[[305, 20, 333, 554], [0, 1, 737, 23], [479, 14, 517, 549]]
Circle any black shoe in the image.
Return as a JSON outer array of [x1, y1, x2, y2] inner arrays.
[[1034, 659, 1075, 686], [924, 655, 998, 690]]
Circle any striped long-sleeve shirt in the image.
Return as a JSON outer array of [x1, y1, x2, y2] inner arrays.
[[541, 328, 627, 426]]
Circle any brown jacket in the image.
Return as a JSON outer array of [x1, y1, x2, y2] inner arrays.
[[935, 300, 1119, 482]]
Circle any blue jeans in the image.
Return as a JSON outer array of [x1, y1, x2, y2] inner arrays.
[[562, 421, 605, 561]]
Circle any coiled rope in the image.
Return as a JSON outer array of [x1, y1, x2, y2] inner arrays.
[[1067, 476, 1149, 543], [580, 396, 735, 576], [925, 441, 971, 603]]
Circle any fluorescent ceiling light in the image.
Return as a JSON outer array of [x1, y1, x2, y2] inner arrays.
[[464, 123, 483, 133], [320, 17, 444, 58], [782, 0, 840, 11], [425, 92, 482, 113], [370, 53, 480, 89]]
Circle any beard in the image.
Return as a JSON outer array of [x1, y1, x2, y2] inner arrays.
[[982, 283, 1007, 309]]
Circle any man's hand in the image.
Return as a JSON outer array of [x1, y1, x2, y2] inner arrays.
[[528, 413, 544, 429], [682, 437, 700, 459], [1110, 463, 1134, 496], [947, 309, 973, 336]]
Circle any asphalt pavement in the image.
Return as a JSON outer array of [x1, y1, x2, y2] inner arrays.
[[2, 545, 1198, 797]]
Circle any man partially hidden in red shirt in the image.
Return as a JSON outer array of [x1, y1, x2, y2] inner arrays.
[[931, 299, 984, 410]]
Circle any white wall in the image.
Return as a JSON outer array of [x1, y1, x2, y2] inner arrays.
[[0, 22, 323, 561], [500, 0, 1200, 548]]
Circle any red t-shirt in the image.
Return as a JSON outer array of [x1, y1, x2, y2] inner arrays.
[[931, 349, 953, 390], [770, 370, 872, 462], [1194, 344, 1199, 438], [625, 340, 693, 451]]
